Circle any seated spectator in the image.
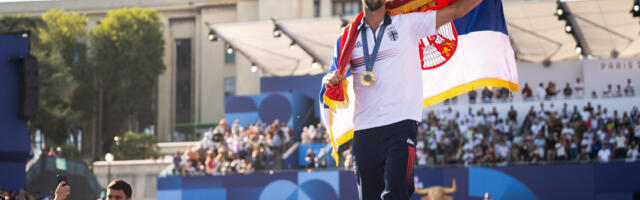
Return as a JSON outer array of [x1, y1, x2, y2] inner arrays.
[[545, 81, 557, 99], [507, 106, 517, 123], [172, 151, 182, 175], [598, 145, 611, 163], [574, 77, 585, 98], [481, 88, 493, 102], [563, 83, 572, 98], [305, 148, 315, 169], [468, 90, 478, 103], [591, 91, 598, 99], [496, 88, 510, 100], [624, 78, 635, 96], [535, 82, 546, 100], [626, 144, 638, 162], [613, 84, 623, 97], [521, 83, 532, 100], [603, 84, 613, 97]]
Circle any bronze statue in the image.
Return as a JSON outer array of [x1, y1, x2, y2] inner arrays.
[[415, 179, 457, 200]]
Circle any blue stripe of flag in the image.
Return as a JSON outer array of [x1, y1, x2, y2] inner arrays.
[[453, 0, 508, 36]]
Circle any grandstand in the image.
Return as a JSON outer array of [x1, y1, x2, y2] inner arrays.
[[1, 0, 640, 200]]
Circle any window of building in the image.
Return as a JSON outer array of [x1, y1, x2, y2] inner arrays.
[[176, 38, 192, 123], [224, 77, 236, 97], [332, 0, 362, 16], [314, 0, 320, 17]]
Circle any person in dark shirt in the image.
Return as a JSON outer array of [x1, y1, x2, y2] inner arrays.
[[468, 90, 478, 103], [508, 106, 518, 123], [305, 148, 316, 169], [481, 88, 493, 102], [563, 83, 572, 98]]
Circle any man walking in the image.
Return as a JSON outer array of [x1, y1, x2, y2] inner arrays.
[[325, 0, 483, 199]]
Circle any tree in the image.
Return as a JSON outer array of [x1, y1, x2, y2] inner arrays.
[[111, 131, 159, 160], [90, 8, 165, 154], [31, 10, 89, 146]]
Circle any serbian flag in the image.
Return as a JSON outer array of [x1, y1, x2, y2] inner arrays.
[[319, 0, 518, 164]]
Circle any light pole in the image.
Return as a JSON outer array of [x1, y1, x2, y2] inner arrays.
[[105, 153, 114, 185]]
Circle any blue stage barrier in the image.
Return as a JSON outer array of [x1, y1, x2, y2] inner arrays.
[[158, 162, 640, 200], [0, 33, 32, 191]]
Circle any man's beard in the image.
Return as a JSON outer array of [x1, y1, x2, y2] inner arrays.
[[365, 0, 384, 11]]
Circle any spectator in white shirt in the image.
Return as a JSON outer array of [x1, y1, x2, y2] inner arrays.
[[535, 82, 547, 100], [598, 146, 611, 163], [561, 124, 575, 136], [626, 144, 638, 162], [613, 84, 623, 97], [556, 141, 567, 160]]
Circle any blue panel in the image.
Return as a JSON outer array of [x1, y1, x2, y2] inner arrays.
[[298, 171, 340, 198], [225, 96, 258, 113], [291, 91, 315, 140], [182, 188, 226, 199], [469, 167, 537, 200], [0, 33, 31, 191], [594, 162, 640, 194], [156, 190, 181, 200], [182, 175, 223, 189], [157, 176, 183, 190], [499, 164, 594, 200], [258, 94, 292, 124], [156, 163, 640, 200], [261, 74, 324, 118], [226, 187, 263, 200], [258, 180, 298, 200]]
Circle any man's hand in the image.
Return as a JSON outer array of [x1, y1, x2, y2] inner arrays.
[[436, 0, 483, 28], [54, 181, 70, 200], [324, 71, 345, 87]]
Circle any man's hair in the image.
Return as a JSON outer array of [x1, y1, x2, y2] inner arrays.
[[107, 179, 132, 198]]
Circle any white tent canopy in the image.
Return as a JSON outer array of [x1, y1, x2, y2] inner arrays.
[[208, 0, 640, 76]]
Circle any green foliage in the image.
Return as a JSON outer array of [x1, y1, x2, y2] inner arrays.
[[90, 8, 165, 153], [27, 10, 88, 145], [111, 131, 159, 160], [59, 144, 82, 159]]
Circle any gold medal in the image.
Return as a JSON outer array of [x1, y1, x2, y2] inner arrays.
[[360, 71, 376, 86]]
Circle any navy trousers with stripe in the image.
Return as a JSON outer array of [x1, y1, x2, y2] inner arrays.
[[352, 119, 417, 200]]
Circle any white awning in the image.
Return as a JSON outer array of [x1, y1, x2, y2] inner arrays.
[[209, 0, 640, 76]]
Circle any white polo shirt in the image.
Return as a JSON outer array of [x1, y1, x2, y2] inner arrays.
[[348, 11, 437, 131]]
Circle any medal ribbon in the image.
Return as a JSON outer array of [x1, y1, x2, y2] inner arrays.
[[361, 21, 387, 75]]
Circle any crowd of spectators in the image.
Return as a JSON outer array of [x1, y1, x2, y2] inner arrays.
[[0, 188, 46, 200], [520, 78, 634, 101], [170, 118, 293, 176], [413, 104, 640, 167], [300, 123, 328, 144]]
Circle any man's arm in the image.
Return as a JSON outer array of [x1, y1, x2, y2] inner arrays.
[[435, 0, 483, 28]]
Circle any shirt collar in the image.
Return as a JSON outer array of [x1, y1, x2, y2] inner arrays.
[[357, 12, 392, 30]]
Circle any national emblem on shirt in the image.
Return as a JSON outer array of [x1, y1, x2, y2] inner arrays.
[[419, 22, 458, 70], [387, 25, 399, 41]]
